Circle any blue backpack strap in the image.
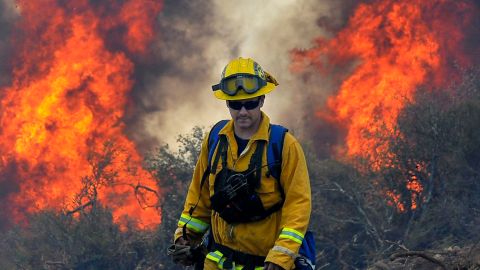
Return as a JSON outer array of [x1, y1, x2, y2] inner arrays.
[[295, 231, 316, 270], [207, 120, 229, 167], [267, 124, 288, 181]]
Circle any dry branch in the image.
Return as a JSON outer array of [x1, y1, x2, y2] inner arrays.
[[65, 200, 94, 215], [134, 184, 159, 209], [390, 251, 447, 270]]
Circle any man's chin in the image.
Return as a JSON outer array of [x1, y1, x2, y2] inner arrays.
[[235, 119, 251, 128]]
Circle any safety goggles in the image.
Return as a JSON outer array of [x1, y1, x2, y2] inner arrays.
[[212, 74, 267, 96], [227, 99, 261, 110]]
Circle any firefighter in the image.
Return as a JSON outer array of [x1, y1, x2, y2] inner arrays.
[[169, 57, 312, 270]]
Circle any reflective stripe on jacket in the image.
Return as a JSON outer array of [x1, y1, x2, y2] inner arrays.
[[174, 112, 311, 270]]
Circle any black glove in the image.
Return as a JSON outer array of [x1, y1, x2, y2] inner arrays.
[[167, 244, 195, 266]]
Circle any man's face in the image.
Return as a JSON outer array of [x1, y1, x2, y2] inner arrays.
[[227, 96, 264, 130]]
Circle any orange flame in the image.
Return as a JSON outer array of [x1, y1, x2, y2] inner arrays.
[[292, 0, 477, 210], [0, 0, 163, 229]]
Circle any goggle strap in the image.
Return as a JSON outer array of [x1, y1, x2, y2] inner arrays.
[[212, 84, 221, 91], [264, 71, 279, 86]]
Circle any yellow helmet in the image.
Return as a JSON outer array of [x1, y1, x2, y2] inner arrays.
[[212, 57, 279, 100]]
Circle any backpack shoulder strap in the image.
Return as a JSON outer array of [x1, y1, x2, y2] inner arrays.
[[260, 124, 288, 215], [207, 120, 229, 165], [267, 124, 288, 181], [198, 120, 229, 191]]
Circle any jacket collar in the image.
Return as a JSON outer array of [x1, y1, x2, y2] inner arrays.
[[219, 111, 271, 142]]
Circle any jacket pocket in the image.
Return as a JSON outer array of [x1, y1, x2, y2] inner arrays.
[[257, 175, 282, 209], [256, 173, 277, 194]]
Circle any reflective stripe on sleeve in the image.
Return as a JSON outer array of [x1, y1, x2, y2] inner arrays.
[[272, 245, 298, 259], [206, 250, 223, 263], [178, 214, 209, 233], [279, 228, 304, 244]]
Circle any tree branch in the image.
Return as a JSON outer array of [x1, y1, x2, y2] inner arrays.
[[390, 251, 447, 270], [65, 200, 94, 216], [134, 184, 159, 209]]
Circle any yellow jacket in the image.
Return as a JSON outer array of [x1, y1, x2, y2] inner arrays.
[[174, 112, 311, 270]]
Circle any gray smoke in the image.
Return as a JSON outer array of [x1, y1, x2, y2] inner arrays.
[[0, 0, 19, 87], [124, 0, 230, 152], [129, 0, 359, 150], [0, 1, 30, 230], [0, 0, 20, 228]]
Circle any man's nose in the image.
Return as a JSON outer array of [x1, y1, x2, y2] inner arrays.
[[239, 106, 249, 114]]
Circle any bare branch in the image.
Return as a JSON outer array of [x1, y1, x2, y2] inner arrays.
[[390, 251, 447, 270], [44, 260, 68, 270], [65, 200, 95, 216], [331, 181, 383, 247], [371, 261, 392, 270], [134, 184, 159, 209], [384, 240, 409, 252]]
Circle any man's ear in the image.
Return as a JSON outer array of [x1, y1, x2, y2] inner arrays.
[[259, 95, 265, 107]]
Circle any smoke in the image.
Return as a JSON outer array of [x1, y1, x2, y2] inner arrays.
[[213, 0, 360, 144], [123, 0, 361, 151], [124, 0, 228, 153], [0, 0, 18, 87], [0, 0, 18, 229]]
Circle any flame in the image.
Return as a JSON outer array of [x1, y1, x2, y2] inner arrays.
[[0, 0, 163, 229], [292, 0, 477, 210], [386, 191, 405, 213]]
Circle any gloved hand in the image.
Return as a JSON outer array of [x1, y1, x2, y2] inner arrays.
[[167, 237, 195, 266]]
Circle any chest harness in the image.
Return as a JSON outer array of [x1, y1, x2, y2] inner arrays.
[[207, 120, 287, 224]]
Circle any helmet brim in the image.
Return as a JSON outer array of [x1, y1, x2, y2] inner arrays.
[[213, 82, 276, 100]]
